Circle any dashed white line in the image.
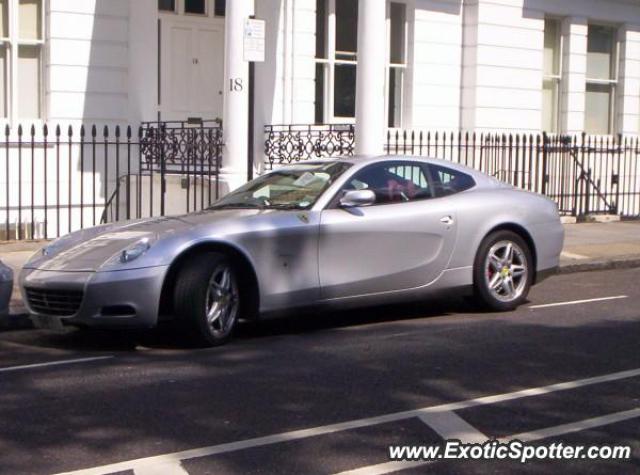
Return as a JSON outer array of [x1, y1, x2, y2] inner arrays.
[[334, 460, 431, 475], [529, 295, 628, 309], [418, 411, 487, 443], [336, 408, 640, 475], [134, 460, 190, 475], [502, 407, 640, 442], [0, 356, 113, 373], [54, 366, 640, 475]]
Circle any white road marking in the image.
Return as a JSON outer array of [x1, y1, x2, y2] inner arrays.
[[333, 461, 431, 475], [134, 460, 190, 475], [560, 251, 589, 260], [418, 411, 487, 443], [54, 366, 640, 475], [0, 356, 113, 374], [529, 295, 628, 309], [502, 407, 640, 442], [335, 408, 640, 475]]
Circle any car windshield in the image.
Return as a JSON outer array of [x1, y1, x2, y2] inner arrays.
[[210, 161, 351, 210]]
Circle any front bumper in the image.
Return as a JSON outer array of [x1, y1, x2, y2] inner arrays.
[[20, 265, 169, 328]]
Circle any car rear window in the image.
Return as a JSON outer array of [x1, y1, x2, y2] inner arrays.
[[428, 164, 476, 197]]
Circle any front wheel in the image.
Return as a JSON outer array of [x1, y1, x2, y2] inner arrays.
[[473, 231, 533, 311], [174, 252, 240, 346]]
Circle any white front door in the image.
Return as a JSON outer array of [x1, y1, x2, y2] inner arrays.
[[160, 17, 224, 121]]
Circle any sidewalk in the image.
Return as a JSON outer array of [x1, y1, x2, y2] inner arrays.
[[1, 221, 640, 320], [559, 221, 640, 272]]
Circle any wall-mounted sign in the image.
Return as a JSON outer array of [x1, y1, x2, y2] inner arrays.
[[244, 18, 265, 62]]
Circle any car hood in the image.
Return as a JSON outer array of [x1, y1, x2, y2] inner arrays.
[[26, 209, 264, 272]]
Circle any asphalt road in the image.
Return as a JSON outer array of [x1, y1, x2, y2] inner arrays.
[[0, 268, 639, 475]]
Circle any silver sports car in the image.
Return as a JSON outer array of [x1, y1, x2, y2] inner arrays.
[[20, 156, 564, 345]]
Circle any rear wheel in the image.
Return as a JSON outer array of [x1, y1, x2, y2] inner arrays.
[[174, 252, 240, 346], [473, 231, 532, 311]]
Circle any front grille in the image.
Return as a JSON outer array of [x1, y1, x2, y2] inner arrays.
[[25, 288, 84, 317]]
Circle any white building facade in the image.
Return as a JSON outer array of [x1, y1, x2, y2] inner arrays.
[[1, 0, 640, 239], [15, 0, 636, 143]]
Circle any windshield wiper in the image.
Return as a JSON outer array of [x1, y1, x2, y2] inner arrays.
[[264, 204, 305, 210], [208, 203, 265, 210]]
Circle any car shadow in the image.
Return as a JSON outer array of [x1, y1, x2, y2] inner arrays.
[[0, 294, 519, 353]]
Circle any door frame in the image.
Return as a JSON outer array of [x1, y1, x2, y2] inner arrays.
[[158, 13, 225, 121]]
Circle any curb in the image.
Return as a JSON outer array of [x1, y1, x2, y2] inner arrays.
[[558, 256, 640, 275]]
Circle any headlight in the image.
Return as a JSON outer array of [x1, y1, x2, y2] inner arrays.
[[119, 238, 153, 263]]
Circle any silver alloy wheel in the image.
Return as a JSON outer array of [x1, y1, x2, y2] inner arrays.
[[484, 240, 528, 302], [205, 263, 239, 337]]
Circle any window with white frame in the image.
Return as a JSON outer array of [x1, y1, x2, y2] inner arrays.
[[314, 0, 406, 125], [387, 2, 406, 128], [542, 18, 561, 133], [585, 24, 618, 135], [158, 0, 226, 17], [0, 0, 44, 121], [314, 0, 358, 123]]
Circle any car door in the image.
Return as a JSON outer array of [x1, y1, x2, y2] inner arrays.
[[318, 161, 457, 300]]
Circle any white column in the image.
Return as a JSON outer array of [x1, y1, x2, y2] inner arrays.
[[560, 17, 588, 134], [617, 25, 640, 135], [355, 0, 387, 156], [222, 0, 254, 191]]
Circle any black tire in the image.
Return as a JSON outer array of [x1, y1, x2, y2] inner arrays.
[[473, 230, 533, 312], [174, 252, 240, 346]]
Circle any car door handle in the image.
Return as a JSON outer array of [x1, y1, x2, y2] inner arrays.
[[440, 216, 454, 226]]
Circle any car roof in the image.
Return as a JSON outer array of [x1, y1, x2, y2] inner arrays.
[[294, 155, 498, 185]]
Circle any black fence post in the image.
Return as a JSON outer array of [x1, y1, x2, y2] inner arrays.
[[68, 125, 73, 233], [43, 124, 48, 240], [80, 125, 85, 230], [17, 125, 22, 240], [115, 125, 121, 222], [3, 125, 8, 240], [541, 132, 548, 196], [160, 124, 166, 217]]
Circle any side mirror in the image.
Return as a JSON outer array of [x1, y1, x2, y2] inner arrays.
[[339, 189, 376, 208]]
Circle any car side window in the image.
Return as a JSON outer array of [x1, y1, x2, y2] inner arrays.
[[343, 162, 433, 205], [428, 165, 476, 197]]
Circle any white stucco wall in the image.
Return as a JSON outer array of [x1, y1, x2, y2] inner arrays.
[[410, 0, 464, 130], [39, 0, 640, 136], [274, 0, 639, 135], [455, 0, 640, 134], [47, 0, 130, 126]]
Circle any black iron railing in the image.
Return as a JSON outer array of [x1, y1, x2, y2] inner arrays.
[[264, 123, 355, 167], [0, 122, 223, 240], [264, 125, 640, 218], [140, 119, 223, 172]]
